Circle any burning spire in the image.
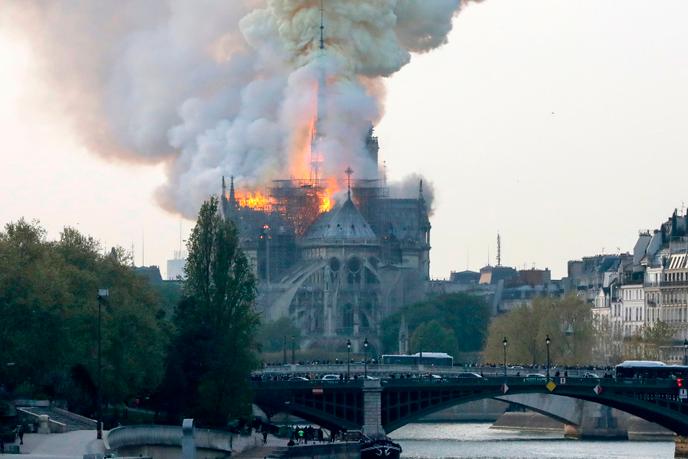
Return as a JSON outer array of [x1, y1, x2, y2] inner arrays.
[[309, 0, 327, 186]]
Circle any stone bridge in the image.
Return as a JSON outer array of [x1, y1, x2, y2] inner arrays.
[[252, 375, 688, 454]]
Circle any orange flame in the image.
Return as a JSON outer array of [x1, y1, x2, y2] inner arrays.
[[319, 194, 332, 213], [319, 177, 338, 212], [234, 191, 272, 210]]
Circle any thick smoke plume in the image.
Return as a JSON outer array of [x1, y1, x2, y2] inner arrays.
[[1, 0, 480, 217]]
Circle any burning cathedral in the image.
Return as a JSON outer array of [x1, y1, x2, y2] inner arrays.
[[220, 138, 431, 353], [217, 4, 434, 353]]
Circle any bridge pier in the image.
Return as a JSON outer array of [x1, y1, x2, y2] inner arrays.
[[676, 436, 688, 458], [563, 424, 580, 439], [362, 379, 384, 438]]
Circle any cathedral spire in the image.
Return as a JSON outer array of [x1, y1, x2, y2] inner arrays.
[[229, 175, 237, 207], [345, 166, 354, 200], [319, 0, 325, 50], [310, 0, 326, 185]]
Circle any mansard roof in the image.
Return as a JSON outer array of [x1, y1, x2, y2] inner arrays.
[[304, 197, 377, 244]]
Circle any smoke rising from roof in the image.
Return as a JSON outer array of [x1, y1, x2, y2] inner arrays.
[[1, 0, 479, 218]]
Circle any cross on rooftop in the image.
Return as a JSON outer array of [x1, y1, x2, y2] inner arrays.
[[345, 166, 354, 199]]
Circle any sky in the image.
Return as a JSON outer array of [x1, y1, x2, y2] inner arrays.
[[1, 0, 687, 280]]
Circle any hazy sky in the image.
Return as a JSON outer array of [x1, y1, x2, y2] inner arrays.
[[1, 0, 687, 279]]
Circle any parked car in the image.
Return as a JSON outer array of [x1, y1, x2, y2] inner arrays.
[[583, 372, 600, 379], [321, 374, 341, 381], [524, 373, 546, 382]]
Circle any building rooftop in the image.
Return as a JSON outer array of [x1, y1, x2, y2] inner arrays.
[[304, 197, 377, 243]]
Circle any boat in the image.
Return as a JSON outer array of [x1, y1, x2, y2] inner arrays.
[[359, 436, 402, 459]]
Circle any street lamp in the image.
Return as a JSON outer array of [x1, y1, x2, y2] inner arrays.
[[545, 334, 551, 381], [96, 288, 109, 440], [291, 335, 296, 365], [346, 339, 351, 380], [363, 338, 369, 378], [683, 339, 688, 365], [283, 335, 287, 365], [502, 337, 508, 380]]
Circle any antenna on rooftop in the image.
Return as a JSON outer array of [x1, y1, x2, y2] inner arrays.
[[497, 233, 502, 267]]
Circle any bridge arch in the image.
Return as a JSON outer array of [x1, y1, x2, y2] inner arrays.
[[253, 378, 688, 436]]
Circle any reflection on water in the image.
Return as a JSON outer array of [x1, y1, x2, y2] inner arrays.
[[389, 423, 674, 459]]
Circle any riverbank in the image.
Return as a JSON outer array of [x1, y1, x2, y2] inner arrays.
[[491, 410, 673, 441], [491, 411, 563, 433]]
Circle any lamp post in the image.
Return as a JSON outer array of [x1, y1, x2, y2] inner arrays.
[[545, 334, 551, 381], [291, 335, 296, 364], [283, 335, 287, 365], [683, 339, 688, 365], [96, 288, 109, 440], [346, 339, 351, 380], [502, 337, 508, 380], [363, 338, 369, 378]]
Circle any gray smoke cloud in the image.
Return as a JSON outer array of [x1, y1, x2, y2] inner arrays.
[[389, 173, 436, 215], [1, 0, 481, 217]]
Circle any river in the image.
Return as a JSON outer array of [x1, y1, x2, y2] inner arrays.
[[389, 423, 675, 458]]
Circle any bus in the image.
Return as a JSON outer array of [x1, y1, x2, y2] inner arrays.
[[615, 360, 688, 379], [381, 352, 454, 367]]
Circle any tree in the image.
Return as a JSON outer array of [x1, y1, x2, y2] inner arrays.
[[410, 320, 459, 355], [380, 293, 490, 357], [483, 295, 593, 366], [0, 220, 167, 416], [160, 197, 259, 426], [257, 317, 301, 354]]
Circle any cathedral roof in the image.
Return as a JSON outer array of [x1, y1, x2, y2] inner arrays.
[[304, 197, 377, 244]]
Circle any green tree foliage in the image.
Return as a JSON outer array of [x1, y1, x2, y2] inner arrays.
[[0, 220, 167, 413], [483, 295, 593, 366], [410, 320, 459, 355], [159, 197, 259, 426], [257, 317, 301, 353], [380, 293, 490, 356]]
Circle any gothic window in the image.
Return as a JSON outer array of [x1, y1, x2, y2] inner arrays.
[[365, 267, 379, 285], [347, 257, 362, 285]]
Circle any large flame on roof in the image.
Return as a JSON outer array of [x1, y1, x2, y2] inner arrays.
[[235, 191, 272, 210]]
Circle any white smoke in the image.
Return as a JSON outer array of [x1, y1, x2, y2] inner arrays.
[[1, 0, 480, 217], [389, 173, 436, 215]]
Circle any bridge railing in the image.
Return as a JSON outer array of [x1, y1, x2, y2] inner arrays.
[[253, 375, 682, 391], [255, 364, 613, 379]]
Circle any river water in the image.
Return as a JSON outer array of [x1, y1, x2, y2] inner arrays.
[[389, 423, 675, 459]]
